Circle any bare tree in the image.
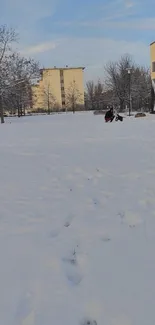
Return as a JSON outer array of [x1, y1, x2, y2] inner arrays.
[[86, 79, 119, 111], [43, 83, 56, 114], [6, 53, 40, 117], [66, 81, 83, 113], [86, 81, 95, 110], [105, 54, 151, 112], [131, 66, 151, 111], [94, 80, 104, 109], [0, 26, 40, 120], [102, 89, 119, 109], [105, 54, 133, 111], [0, 25, 18, 123], [5, 80, 33, 116]]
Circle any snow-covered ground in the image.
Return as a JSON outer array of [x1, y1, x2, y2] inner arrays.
[[1, 112, 155, 325]]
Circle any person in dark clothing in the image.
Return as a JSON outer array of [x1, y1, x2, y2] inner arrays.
[[105, 107, 115, 122]]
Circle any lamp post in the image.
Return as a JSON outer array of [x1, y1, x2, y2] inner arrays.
[[127, 68, 132, 116]]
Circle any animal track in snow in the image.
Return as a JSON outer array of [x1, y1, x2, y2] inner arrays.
[[124, 211, 142, 228], [117, 211, 125, 223], [80, 317, 97, 325]]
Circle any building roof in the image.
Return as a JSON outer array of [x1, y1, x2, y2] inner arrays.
[[40, 67, 85, 71], [150, 41, 155, 46]]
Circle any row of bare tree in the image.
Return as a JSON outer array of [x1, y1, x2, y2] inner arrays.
[[0, 25, 40, 122], [85, 54, 151, 112]]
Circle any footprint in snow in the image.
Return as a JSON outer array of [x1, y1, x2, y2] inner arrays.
[[62, 250, 83, 286], [64, 221, 70, 227], [118, 211, 125, 223], [101, 235, 111, 242], [64, 214, 74, 228], [93, 198, 100, 206], [48, 228, 60, 239], [66, 267, 82, 285], [62, 248, 77, 265], [49, 215, 74, 239]]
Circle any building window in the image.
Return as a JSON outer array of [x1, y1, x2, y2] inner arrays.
[[152, 62, 155, 72], [62, 100, 65, 106], [60, 69, 63, 77], [61, 86, 64, 91], [61, 93, 65, 98]]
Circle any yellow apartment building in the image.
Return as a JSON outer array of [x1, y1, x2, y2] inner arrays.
[[150, 42, 155, 112], [31, 66, 85, 112], [150, 42, 155, 80]]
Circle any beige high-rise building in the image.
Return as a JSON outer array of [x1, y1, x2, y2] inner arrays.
[[150, 42, 155, 111], [150, 42, 155, 80], [32, 66, 85, 112]]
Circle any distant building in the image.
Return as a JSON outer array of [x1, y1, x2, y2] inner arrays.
[[150, 42, 155, 81], [150, 42, 155, 112], [31, 66, 85, 112]]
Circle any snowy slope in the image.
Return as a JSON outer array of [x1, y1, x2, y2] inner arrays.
[[0, 112, 155, 325]]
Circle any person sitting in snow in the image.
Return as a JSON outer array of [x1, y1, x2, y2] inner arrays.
[[105, 107, 115, 122]]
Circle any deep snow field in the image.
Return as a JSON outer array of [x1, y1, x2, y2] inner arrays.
[[1, 112, 155, 325]]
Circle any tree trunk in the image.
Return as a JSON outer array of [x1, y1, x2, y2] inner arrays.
[[18, 98, 22, 117], [18, 106, 20, 117], [47, 91, 50, 114], [23, 104, 25, 116], [119, 100, 125, 112], [0, 94, 4, 124], [48, 103, 50, 114]]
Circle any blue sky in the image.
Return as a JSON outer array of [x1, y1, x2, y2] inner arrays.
[[0, 0, 155, 81]]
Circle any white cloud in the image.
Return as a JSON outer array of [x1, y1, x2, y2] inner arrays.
[[62, 17, 155, 30], [107, 17, 155, 30], [101, 0, 134, 14], [20, 37, 150, 82], [20, 41, 57, 55]]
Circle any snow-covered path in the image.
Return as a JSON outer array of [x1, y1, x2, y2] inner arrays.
[[1, 112, 155, 325]]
